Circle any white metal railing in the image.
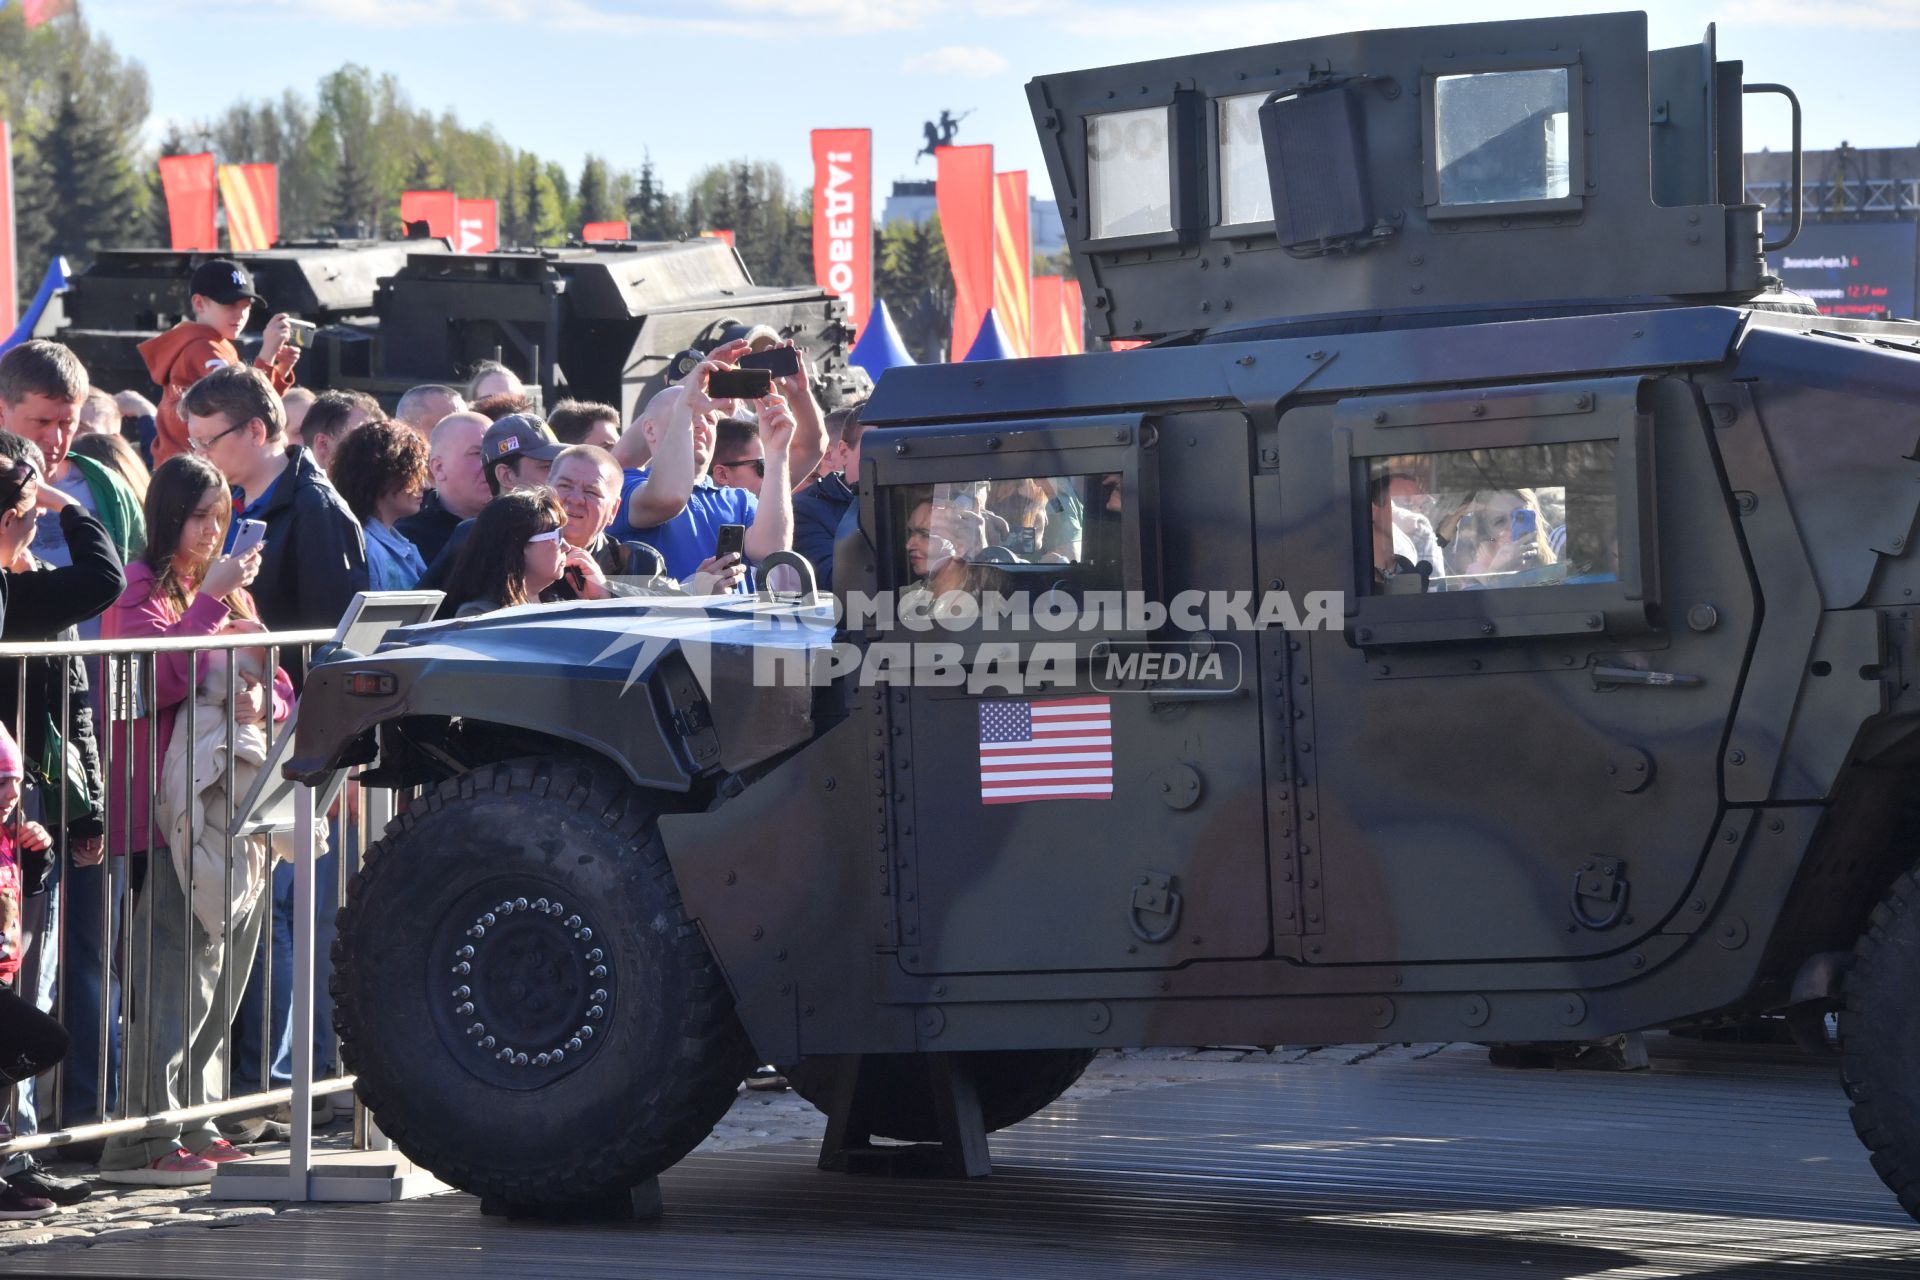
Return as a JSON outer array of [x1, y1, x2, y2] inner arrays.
[[0, 626, 373, 1200]]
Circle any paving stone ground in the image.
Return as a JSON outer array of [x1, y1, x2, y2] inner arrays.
[[0, 1038, 1804, 1261]]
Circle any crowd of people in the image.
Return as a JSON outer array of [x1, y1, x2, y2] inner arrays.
[[0, 257, 869, 1218]]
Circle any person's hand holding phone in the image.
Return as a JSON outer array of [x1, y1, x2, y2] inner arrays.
[[688, 552, 747, 596], [756, 391, 797, 452], [562, 545, 611, 599], [204, 544, 263, 602]]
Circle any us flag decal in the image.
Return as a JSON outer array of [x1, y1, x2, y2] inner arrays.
[[977, 696, 1114, 805]]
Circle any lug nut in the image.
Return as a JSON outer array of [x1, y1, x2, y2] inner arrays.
[[457, 1002, 475, 1015]]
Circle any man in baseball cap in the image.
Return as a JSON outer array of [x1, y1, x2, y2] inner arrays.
[[138, 258, 302, 465], [481, 413, 565, 496]]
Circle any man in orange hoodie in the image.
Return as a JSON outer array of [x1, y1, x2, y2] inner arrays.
[[137, 259, 300, 465]]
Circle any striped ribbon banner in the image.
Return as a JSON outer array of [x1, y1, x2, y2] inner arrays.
[[991, 170, 1031, 358], [218, 163, 278, 252]]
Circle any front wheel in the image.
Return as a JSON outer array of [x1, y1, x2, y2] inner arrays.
[[1841, 866, 1920, 1223], [332, 758, 752, 1206]]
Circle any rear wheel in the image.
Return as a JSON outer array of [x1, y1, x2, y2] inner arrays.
[[1840, 866, 1920, 1223], [332, 758, 752, 1206], [787, 1049, 1096, 1143]]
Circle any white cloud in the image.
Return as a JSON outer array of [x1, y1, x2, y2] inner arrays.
[[902, 44, 1011, 78]]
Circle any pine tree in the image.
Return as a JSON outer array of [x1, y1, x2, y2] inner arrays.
[[576, 155, 613, 227], [330, 142, 377, 235], [627, 154, 680, 240], [877, 216, 954, 363], [20, 66, 141, 286]]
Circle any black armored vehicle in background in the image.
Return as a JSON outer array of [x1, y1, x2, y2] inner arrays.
[[290, 12, 1920, 1221], [59, 236, 856, 421]]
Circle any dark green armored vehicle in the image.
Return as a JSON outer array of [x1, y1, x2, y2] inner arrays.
[[290, 12, 1920, 1221]]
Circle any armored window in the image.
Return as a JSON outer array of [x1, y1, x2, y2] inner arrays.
[[1088, 107, 1173, 239], [890, 473, 1126, 604], [1216, 92, 1274, 226], [1433, 68, 1572, 207], [1364, 442, 1620, 596]]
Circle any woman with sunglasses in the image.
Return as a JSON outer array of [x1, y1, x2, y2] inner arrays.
[[442, 490, 570, 619]]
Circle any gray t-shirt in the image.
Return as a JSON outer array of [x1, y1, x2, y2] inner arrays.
[[34, 462, 101, 570]]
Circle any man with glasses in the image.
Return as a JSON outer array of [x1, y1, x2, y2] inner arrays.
[[180, 365, 367, 670], [708, 417, 767, 497]]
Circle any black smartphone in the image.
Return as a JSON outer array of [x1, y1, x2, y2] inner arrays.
[[739, 347, 802, 379], [707, 368, 773, 400], [714, 523, 746, 561]]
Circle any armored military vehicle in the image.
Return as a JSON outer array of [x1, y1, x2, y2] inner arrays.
[[59, 236, 856, 420], [290, 11, 1920, 1220]]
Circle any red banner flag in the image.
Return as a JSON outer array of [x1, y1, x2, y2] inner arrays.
[[810, 128, 873, 338], [1031, 275, 1064, 358], [218, 163, 278, 252], [456, 199, 498, 253], [0, 123, 15, 332], [400, 190, 457, 240], [1062, 278, 1085, 355], [22, 0, 75, 28], [992, 170, 1031, 357], [700, 229, 736, 248], [159, 153, 218, 252], [582, 221, 630, 243], [937, 144, 994, 363]]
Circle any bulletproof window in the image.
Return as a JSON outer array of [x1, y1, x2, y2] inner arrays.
[[1088, 107, 1174, 239], [1365, 442, 1620, 595], [890, 473, 1127, 601], [1216, 92, 1274, 226], [1433, 68, 1573, 207]]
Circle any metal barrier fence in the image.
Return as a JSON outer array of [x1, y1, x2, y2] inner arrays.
[[0, 626, 379, 1197]]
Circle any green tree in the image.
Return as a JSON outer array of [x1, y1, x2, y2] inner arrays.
[[576, 154, 614, 227], [520, 153, 566, 246], [628, 154, 680, 240], [876, 216, 954, 364], [20, 66, 143, 281]]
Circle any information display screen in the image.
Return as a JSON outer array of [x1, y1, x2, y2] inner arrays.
[[1768, 219, 1919, 320]]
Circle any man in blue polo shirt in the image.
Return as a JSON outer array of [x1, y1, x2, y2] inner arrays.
[[609, 356, 806, 582]]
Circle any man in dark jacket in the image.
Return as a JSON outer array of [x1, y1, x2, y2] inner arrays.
[[396, 411, 490, 565], [792, 405, 864, 592], [0, 430, 121, 1204], [180, 366, 368, 675]]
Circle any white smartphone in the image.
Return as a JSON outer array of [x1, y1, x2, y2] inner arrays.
[[230, 518, 268, 558]]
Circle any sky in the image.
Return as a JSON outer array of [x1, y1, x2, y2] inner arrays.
[[88, 0, 1920, 204]]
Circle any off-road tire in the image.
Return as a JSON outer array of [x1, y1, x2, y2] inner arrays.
[[1841, 865, 1920, 1222], [786, 1049, 1097, 1143], [331, 758, 752, 1206]]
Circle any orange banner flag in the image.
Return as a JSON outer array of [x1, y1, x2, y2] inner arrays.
[[991, 171, 1030, 357], [158, 153, 218, 252], [1062, 278, 1085, 355], [218, 164, 278, 252], [582, 221, 630, 242], [401, 190, 458, 239], [936, 145, 994, 363], [1031, 275, 1064, 357], [811, 129, 873, 337]]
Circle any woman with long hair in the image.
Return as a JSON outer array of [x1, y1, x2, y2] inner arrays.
[[95, 455, 290, 1187], [443, 489, 568, 618]]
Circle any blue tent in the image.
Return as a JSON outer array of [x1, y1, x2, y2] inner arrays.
[[963, 308, 1010, 362], [849, 299, 915, 377], [0, 257, 70, 356]]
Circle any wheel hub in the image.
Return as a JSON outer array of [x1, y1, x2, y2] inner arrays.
[[433, 890, 613, 1089]]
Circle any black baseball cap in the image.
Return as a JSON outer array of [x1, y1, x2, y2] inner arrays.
[[483, 414, 565, 465], [190, 259, 262, 305]]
